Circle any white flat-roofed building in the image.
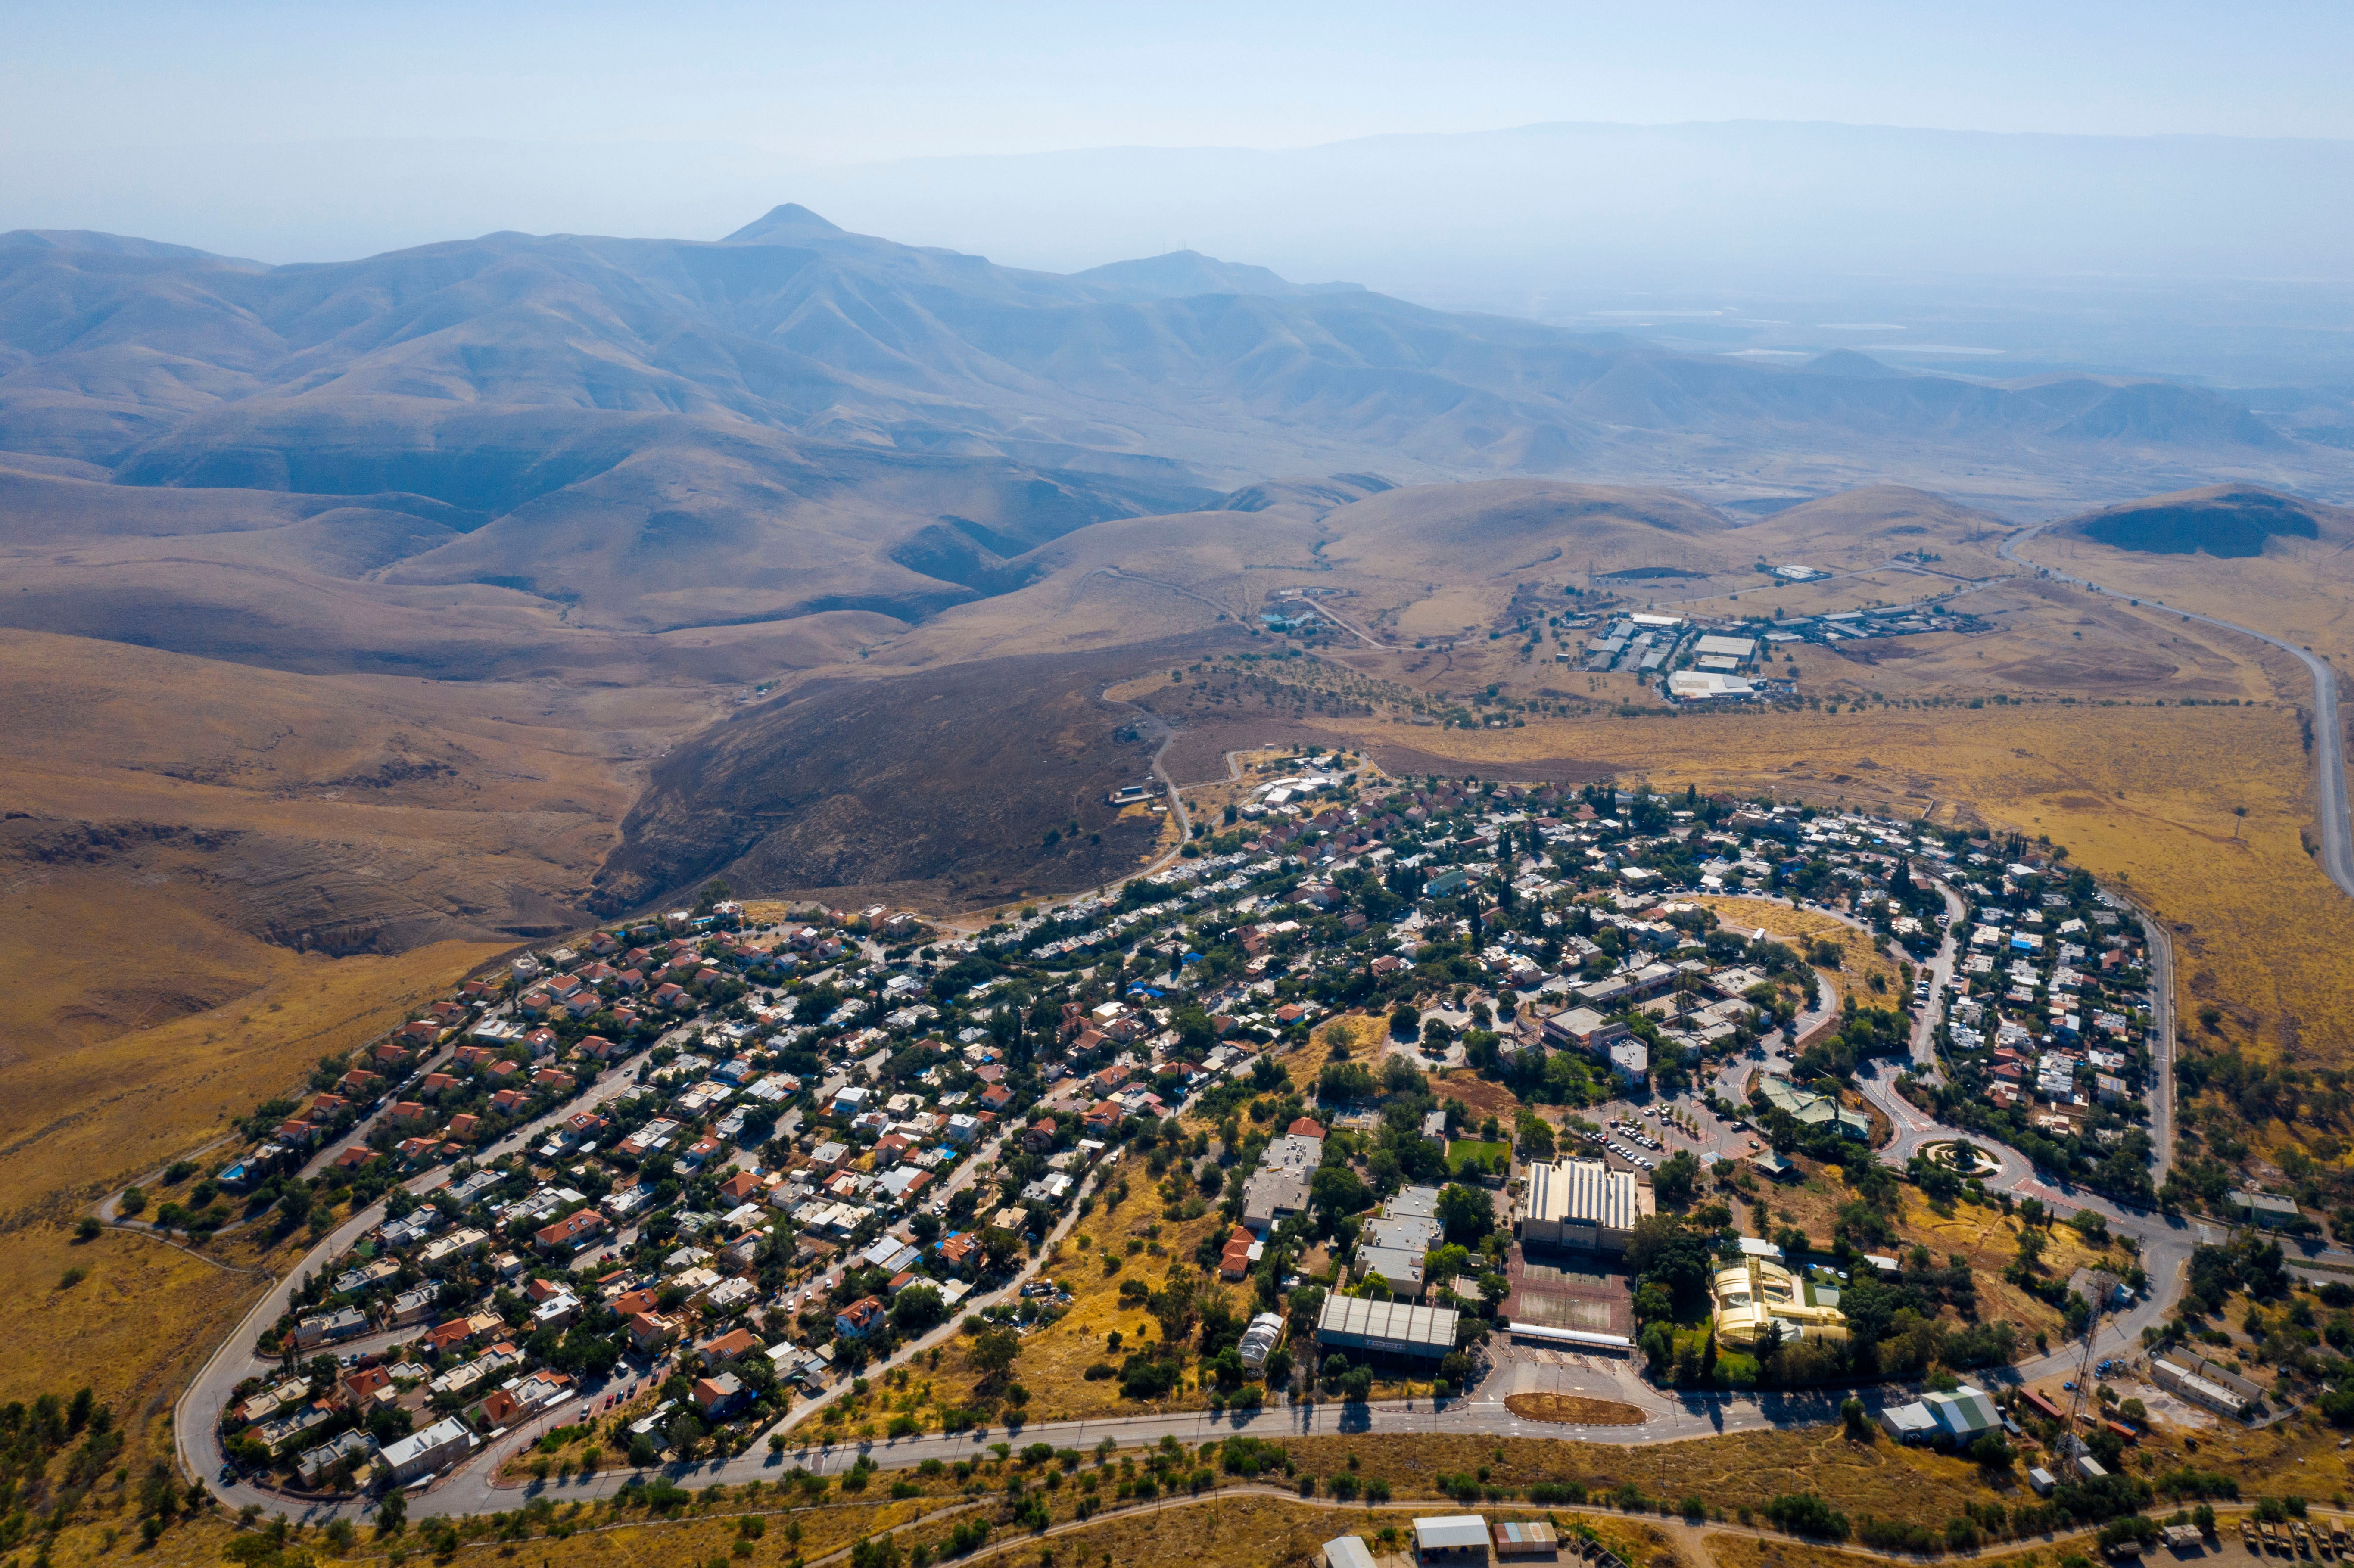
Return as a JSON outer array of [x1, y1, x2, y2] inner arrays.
[[1317, 1294, 1458, 1360], [1518, 1157, 1651, 1252], [1666, 671, 1756, 702], [1694, 634, 1758, 660], [1414, 1515, 1493, 1559], [1321, 1537, 1379, 1568]]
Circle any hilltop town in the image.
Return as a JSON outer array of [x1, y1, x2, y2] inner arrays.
[[156, 746, 2237, 1515]]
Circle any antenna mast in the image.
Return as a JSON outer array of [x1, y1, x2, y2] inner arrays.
[[2062, 1267, 2115, 1441]]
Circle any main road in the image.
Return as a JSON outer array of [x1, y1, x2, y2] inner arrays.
[[2001, 523, 2354, 899]]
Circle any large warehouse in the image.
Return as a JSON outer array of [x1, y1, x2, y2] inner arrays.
[[1317, 1294, 1459, 1360], [1517, 1157, 1652, 1252]]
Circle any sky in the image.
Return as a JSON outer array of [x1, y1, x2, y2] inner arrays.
[[10, 0, 2354, 166], [6, 0, 2354, 391]]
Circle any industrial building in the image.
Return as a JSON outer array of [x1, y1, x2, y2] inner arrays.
[[2152, 1353, 2262, 1418], [1414, 1516, 1494, 1560], [1317, 1294, 1459, 1361], [1880, 1383, 2000, 1445], [1517, 1158, 1650, 1252]]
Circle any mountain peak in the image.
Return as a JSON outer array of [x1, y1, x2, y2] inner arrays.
[[722, 204, 847, 243], [1070, 249, 1364, 303], [1798, 348, 1904, 378]]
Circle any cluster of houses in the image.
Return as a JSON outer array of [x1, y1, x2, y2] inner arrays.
[[1946, 885, 2152, 1120], [207, 746, 2187, 1494]]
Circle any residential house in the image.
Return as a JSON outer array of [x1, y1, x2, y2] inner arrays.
[[835, 1297, 886, 1339]]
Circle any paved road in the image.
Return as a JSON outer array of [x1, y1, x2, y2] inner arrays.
[[2002, 524, 2354, 899]]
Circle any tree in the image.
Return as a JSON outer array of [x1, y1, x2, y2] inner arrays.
[[373, 1488, 407, 1536], [891, 1285, 946, 1336], [1435, 1183, 1494, 1246], [1147, 1270, 1203, 1345], [1514, 1111, 1555, 1162], [1840, 1397, 1872, 1440], [1653, 1151, 1700, 1208], [968, 1328, 1022, 1388], [1309, 1166, 1370, 1220], [1389, 1004, 1420, 1040]]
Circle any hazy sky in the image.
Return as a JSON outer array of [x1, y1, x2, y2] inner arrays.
[[11, 0, 2354, 163]]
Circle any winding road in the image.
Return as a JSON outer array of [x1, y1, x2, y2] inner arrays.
[[2001, 523, 2354, 899]]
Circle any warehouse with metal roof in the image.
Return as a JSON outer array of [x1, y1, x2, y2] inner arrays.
[[1316, 1294, 1458, 1360], [1517, 1157, 1651, 1252]]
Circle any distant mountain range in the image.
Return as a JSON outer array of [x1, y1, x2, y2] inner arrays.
[[0, 206, 2327, 498], [0, 206, 2345, 654]]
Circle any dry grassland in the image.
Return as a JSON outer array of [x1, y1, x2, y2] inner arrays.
[[1697, 898, 1907, 999], [2027, 528, 2354, 678], [1289, 1426, 1998, 1528], [956, 1493, 1675, 1568], [0, 628, 730, 1450], [917, 1179, 1234, 1422]]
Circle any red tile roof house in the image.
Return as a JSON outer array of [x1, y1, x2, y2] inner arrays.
[[1023, 1118, 1058, 1154], [653, 983, 692, 1011], [692, 1372, 746, 1416], [718, 1170, 763, 1204], [533, 1209, 607, 1257], [477, 1387, 526, 1429], [834, 1297, 887, 1339], [701, 1327, 761, 1363], [978, 1083, 1014, 1113], [444, 1114, 481, 1142], [610, 1287, 660, 1318], [425, 1317, 476, 1353], [626, 1312, 677, 1353], [338, 1069, 384, 1097], [1218, 1225, 1257, 1280]]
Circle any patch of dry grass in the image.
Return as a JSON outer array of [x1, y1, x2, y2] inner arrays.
[[912, 1179, 1235, 1423], [1502, 1391, 1647, 1425], [1698, 897, 1909, 1001]]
